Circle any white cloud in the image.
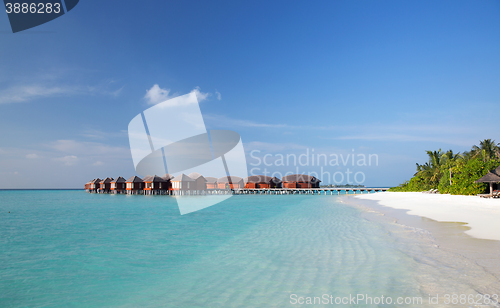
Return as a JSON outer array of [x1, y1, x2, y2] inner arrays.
[[111, 87, 123, 97], [144, 84, 211, 105], [205, 113, 487, 147], [80, 128, 128, 140], [55, 155, 78, 166], [0, 85, 74, 104], [192, 86, 210, 102], [0, 139, 135, 188], [48, 139, 130, 157], [215, 90, 221, 100], [144, 84, 173, 105], [26, 154, 38, 159], [50, 140, 83, 152], [0, 79, 124, 104]]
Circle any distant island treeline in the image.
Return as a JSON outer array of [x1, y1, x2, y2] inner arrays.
[[390, 139, 500, 195]]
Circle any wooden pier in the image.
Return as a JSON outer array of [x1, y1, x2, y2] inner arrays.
[[88, 187, 389, 196], [87, 174, 389, 196], [233, 188, 389, 195]]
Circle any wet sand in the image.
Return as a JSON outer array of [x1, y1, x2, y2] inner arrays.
[[343, 193, 500, 305], [353, 192, 500, 241]]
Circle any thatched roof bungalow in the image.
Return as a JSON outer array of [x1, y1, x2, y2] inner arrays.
[[475, 165, 500, 196]]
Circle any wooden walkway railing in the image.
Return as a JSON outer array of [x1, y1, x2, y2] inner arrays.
[[233, 188, 389, 195], [87, 187, 389, 195]]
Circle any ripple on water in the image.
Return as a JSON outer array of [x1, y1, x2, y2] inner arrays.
[[1, 191, 470, 307]]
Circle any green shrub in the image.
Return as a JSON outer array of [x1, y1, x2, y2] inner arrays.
[[447, 158, 499, 195]]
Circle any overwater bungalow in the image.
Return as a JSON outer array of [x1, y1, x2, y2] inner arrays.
[[143, 175, 167, 194], [84, 180, 91, 191], [110, 177, 126, 194], [171, 174, 195, 191], [282, 174, 321, 188], [85, 174, 387, 195], [205, 177, 218, 190], [99, 177, 114, 193], [161, 174, 174, 191], [245, 175, 282, 189], [89, 178, 101, 192], [161, 174, 174, 181], [217, 176, 244, 189], [270, 176, 282, 188], [126, 176, 144, 194], [188, 172, 207, 191]]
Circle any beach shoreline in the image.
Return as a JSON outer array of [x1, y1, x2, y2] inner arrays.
[[343, 192, 500, 299], [353, 192, 500, 241]]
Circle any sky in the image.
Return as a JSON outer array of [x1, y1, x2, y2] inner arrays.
[[0, 0, 499, 188]]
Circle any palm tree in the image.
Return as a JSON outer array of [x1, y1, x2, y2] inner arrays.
[[442, 149, 460, 162], [471, 139, 500, 161], [440, 150, 460, 187], [460, 150, 475, 162], [426, 150, 442, 170], [415, 149, 445, 186]]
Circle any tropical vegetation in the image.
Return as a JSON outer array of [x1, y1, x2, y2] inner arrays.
[[390, 139, 500, 195]]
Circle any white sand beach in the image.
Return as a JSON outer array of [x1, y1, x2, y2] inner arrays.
[[355, 192, 500, 241]]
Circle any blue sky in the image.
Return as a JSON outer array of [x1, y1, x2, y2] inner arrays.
[[0, 0, 499, 188]]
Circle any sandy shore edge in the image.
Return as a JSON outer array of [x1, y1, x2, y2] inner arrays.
[[353, 192, 500, 241], [346, 192, 500, 298]]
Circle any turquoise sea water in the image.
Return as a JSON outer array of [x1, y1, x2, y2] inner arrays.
[[0, 191, 424, 307]]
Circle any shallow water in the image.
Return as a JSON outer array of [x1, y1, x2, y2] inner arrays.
[[345, 195, 500, 308], [0, 191, 494, 307]]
